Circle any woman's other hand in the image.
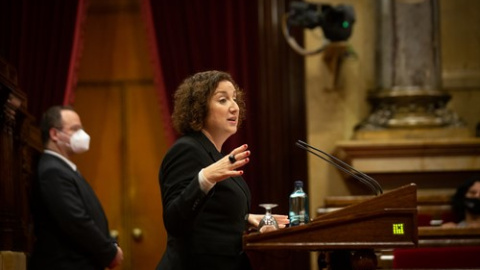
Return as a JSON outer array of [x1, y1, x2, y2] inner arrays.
[[248, 214, 290, 229]]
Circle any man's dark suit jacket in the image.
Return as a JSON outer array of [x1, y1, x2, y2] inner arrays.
[[156, 132, 252, 270], [29, 153, 117, 270]]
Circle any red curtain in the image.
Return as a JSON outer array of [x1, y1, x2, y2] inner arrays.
[[140, 0, 260, 148], [0, 0, 86, 121], [63, 0, 88, 107]]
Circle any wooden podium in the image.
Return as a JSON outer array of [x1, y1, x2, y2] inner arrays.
[[243, 184, 418, 270]]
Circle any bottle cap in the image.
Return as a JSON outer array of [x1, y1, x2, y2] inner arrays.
[[294, 180, 303, 187]]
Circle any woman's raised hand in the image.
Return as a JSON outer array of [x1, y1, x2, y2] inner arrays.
[[202, 144, 250, 183]]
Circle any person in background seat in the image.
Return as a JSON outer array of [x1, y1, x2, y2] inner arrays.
[[442, 177, 480, 228]]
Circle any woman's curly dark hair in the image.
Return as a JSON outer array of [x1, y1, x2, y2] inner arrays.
[[172, 70, 246, 135], [451, 177, 480, 222]]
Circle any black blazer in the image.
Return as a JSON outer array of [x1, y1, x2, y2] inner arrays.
[[157, 132, 252, 270], [29, 153, 117, 270]]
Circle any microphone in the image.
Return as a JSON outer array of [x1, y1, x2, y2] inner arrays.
[[295, 140, 383, 195]]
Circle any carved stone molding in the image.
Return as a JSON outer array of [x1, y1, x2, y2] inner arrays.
[[334, 138, 480, 192]]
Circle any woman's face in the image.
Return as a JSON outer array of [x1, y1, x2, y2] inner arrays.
[[203, 80, 239, 139], [466, 181, 480, 199]]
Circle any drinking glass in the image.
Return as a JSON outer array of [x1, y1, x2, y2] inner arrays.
[[258, 203, 279, 233]]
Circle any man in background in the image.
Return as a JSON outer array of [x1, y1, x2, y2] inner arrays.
[[29, 105, 123, 270]]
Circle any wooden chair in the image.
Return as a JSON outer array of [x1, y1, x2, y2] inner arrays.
[[393, 246, 480, 269]]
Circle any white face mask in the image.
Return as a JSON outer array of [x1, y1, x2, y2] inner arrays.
[[63, 129, 90, 153]]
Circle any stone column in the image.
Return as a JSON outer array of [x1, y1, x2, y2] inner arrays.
[[355, 0, 468, 139]]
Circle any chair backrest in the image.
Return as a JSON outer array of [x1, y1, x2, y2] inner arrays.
[[393, 246, 480, 269]]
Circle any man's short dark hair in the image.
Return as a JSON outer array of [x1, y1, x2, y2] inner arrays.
[[40, 105, 75, 147]]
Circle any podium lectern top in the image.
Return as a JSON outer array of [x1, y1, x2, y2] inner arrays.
[[243, 184, 418, 251]]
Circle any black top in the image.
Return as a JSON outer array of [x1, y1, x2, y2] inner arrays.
[[157, 132, 252, 270]]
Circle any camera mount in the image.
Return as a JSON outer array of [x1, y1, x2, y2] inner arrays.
[[282, 1, 355, 56]]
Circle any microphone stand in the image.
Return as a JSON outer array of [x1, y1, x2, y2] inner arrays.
[[296, 140, 383, 195]]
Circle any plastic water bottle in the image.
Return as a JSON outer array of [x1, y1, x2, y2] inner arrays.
[[289, 180, 309, 226]]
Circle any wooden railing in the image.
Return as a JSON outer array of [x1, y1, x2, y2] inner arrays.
[[0, 57, 42, 264], [318, 192, 455, 226]]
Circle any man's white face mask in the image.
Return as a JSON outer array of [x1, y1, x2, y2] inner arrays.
[[58, 129, 90, 153], [69, 129, 90, 153]]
